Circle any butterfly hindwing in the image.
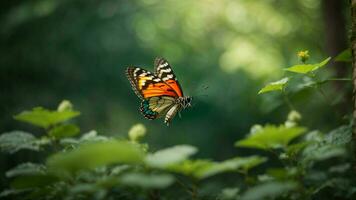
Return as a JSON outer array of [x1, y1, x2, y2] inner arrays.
[[126, 67, 178, 99], [140, 96, 176, 120], [154, 58, 184, 97]]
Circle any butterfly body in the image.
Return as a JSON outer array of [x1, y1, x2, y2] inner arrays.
[[126, 58, 192, 125]]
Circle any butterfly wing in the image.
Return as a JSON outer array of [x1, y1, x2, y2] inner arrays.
[[126, 67, 178, 99], [164, 104, 181, 125], [154, 58, 184, 97], [126, 67, 179, 121], [140, 96, 176, 120]]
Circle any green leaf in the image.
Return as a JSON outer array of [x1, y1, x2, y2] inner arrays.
[[10, 174, 59, 189], [325, 125, 352, 145], [241, 181, 297, 200], [258, 78, 289, 94], [145, 145, 197, 168], [284, 57, 331, 74], [0, 131, 40, 153], [168, 156, 266, 179], [47, 140, 144, 174], [196, 156, 267, 179], [6, 163, 46, 178], [335, 49, 351, 62], [120, 172, 175, 189], [286, 142, 309, 158], [48, 124, 80, 139], [235, 125, 306, 150], [14, 107, 80, 128], [0, 189, 29, 198], [220, 188, 240, 200]]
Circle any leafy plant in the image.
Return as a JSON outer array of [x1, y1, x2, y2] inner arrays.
[[0, 50, 355, 199]]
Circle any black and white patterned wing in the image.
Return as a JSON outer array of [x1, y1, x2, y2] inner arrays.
[[154, 57, 184, 97]]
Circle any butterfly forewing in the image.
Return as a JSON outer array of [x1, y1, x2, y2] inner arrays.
[[154, 58, 184, 97], [126, 67, 178, 99]]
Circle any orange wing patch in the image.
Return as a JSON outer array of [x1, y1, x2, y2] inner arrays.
[[165, 80, 183, 97], [141, 82, 177, 98], [154, 58, 184, 97], [126, 67, 178, 99]]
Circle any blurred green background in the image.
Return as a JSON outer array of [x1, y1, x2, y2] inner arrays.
[[0, 0, 350, 164]]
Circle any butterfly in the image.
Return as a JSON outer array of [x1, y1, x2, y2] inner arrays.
[[126, 57, 192, 125]]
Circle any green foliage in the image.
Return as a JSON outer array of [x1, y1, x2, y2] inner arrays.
[[1, 48, 355, 200], [0, 131, 41, 153], [48, 124, 80, 139], [120, 173, 175, 189], [284, 57, 331, 74], [235, 125, 306, 150], [240, 181, 297, 200], [258, 78, 289, 94], [145, 145, 197, 168], [47, 140, 145, 174], [14, 107, 80, 129], [335, 48, 352, 62]]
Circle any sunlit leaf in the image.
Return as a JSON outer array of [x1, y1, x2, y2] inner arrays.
[[241, 181, 297, 200], [14, 107, 80, 128], [0, 131, 40, 153], [48, 124, 80, 139], [168, 156, 266, 179], [47, 140, 144, 174], [235, 125, 306, 150], [335, 49, 351, 62], [284, 57, 331, 74], [6, 163, 46, 178], [196, 156, 267, 179], [120, 172, 174, 189], [145, 145, 197, 168], [258, 77, 289, 94]]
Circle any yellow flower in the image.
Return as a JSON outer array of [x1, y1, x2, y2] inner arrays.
[[297, 50, 309, 63]]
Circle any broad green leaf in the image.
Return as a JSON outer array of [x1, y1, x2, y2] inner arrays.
[[303, 144, 345, 163], [335, 49, 351, 62], [145, 145, 197, 168], [120, 173, 175, 189], [284, 57, 331, 74], [235, 125, 306, 150], [6, 163, 46, 178], [47, 140, 144, 174], [14, 107, 80, 128], [168, 156, 266, 179], [325, 125, 352, 145], [0, 131, 40, 153], [241, 181, 297, 200], [48, 124, 80, 139], [59, 130, 108, 147], [196, 156, 267, 179], [258, 78, 289, 94]]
